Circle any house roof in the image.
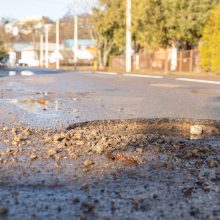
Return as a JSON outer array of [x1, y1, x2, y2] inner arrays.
[[63, 39, 96, 48], [12, 42, 63, 52]]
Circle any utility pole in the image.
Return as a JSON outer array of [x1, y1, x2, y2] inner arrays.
[[40, 34, 43, 67], [56, 19, 60, 70], [45, 25, 49, 68], [73, 0, 78, 68], [126, 0, 132, 72], [74, 14, 78, 67]]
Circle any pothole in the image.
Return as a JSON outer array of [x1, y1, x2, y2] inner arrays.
[[1, 118, 219, 183], [0, 119, 220, 219], [67, 118, 220, 139]]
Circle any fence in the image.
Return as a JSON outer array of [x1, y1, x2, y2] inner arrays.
[[110, 49, 199, 73]]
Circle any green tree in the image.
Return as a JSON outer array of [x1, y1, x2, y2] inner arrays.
[[200, 4, 220, 73], [133, 0, 220, 50], [93, 0, 219, 67], [0, 39, 7, 62], [132, 0, 165, 50], [92, 0, 125, 68]]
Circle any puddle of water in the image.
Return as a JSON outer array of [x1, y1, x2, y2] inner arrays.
[[16, 99, 58, 117], [0, 97, 81, 123], [9, 71, 16, 76], [8, 70, 35, 77], [21, 71, 35, 76], [1, 98, 59, 118]]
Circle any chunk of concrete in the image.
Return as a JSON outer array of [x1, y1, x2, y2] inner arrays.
[[190, 125, 203, 135]]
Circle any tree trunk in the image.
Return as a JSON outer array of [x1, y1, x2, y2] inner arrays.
[[98, 49, 104, 69], [103, 51, 108, 67], [97, 39, 114, 69]]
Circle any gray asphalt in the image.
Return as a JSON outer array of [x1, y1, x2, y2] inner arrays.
[[0, 67, 220, 128]]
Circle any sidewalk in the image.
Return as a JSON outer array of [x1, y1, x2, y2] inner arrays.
[[50, 65, 220, 81], [97, 68, 220, 80]]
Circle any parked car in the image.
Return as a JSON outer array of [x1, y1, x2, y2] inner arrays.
[[17, 58, 39, 67]]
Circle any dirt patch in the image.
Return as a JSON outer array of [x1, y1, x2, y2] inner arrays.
[[0, 119, 220, 219]]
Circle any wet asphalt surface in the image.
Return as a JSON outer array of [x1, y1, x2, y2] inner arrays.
[[0, 67, 220, 220], [0, 67, 220, 128]]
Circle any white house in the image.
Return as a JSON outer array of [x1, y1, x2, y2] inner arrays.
[[5, 22, 19, 36], [8, 42, 71, 67]]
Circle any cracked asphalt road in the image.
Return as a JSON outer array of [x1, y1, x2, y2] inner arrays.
[[0, 68, 220, 220]]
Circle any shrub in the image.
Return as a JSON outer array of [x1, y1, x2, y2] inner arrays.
[[200, 4, 220, 74], [0, 40, 7, 62]]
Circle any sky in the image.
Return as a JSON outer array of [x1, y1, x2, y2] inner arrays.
[[0, 0, 96, 21]]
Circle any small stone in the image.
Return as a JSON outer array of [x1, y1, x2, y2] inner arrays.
[[93, 143, 104, 154], [26, 140, 32, 145], [80, 202, 94, 213], [73, 108, 79, 113], [83, 160, 94, 167], [23, 129, 30, 136], [90, 130, 98, 136], [30, 153, 38, 161], [53, 134, 63, 142], [57, 206, 62, 212], [11, 141, 19, 147], [73, 175, 78, 182], [55, 155, 62, 161], [3, 139, 9, 144], [13, 136, 21, 142], [11, 128, 17, 134], [136, 148, 143, 153], [81, 183, 89, 192], [153, 194, 159, 199], [48, 149, 57, 157], [75, 132, 83, 139], [69, 152, 77, 160], [208, 160, 219, 168], [45, 136, 53, 143], [182, 187, 194, 198], [0, 208, 8, 215], [190, 125, 203, 135], [2, 127, 9, 132], [132, 138, 137, 143], [191, 148, 199, 157], [76, 140, 84, 146]]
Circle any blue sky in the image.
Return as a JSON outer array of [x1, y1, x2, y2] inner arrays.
[[0, 0, 73, 20]]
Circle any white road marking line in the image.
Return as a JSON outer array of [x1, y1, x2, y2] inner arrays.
[[177, 78, 220, 85], [123, 73, 163, 79], [96, 71, 118, 75]]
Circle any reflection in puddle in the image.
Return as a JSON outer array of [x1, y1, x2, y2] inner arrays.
[[21, 71, 35, 76], [1, 97, 80, 120], [9, 71, 16, 76], [5, 98, 58, 118], [8, 71, 35, 77], [19, 98, 48, 105]]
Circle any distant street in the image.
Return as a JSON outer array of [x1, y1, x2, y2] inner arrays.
[[0, 67, 220, 128]]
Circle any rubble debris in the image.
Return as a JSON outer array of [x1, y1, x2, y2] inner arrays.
[[107, 152, 138, 165]]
